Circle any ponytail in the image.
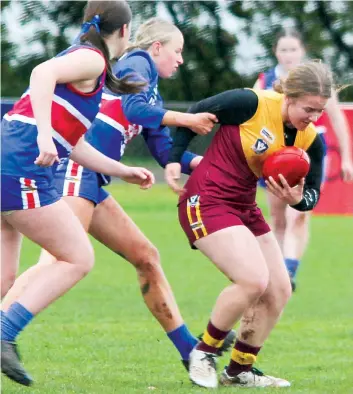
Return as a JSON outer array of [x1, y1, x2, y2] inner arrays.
[[81, 27, 145, 94], [81, 1, 145, 94]]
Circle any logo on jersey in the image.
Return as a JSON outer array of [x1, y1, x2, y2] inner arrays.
[[148, 86, 159, 106], [260, 128, 275, 143], [252, 138, 269, 154], [188, 195, 200, 207]]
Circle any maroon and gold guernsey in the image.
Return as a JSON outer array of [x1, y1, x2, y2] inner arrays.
[[240, 89, 317, 178], [178, 89, 319, 207], [169, 88, 324, 245]]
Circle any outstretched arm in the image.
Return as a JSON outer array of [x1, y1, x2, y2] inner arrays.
[[116, 53, 216, 135], [142, 126, 199, 175], [325, 91, 353, 182], [31, 48, 105, 167], [70, 137, 154, 189], [167, 89, 259, 164], [165, 89, 259, 194]]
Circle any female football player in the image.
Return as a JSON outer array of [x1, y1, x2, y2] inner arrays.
[[1, 1, 155, 386], [254, 28, 353, 290], [2, 17, 232, 381], [165, 61, 333, 388]]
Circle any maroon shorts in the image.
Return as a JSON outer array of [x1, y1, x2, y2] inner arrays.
[[178, 194, 270, 248]]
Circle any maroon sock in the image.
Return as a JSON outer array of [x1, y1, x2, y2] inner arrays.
[[227, 340, 261, 377], [196, 320, 230, 354]]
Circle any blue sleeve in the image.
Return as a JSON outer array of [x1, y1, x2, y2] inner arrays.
[[114, 54, 167, 128], [142, 127, 197, 175]]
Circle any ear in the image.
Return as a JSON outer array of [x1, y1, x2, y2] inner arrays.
[[119, 24, 129, 38], [150, 41, 162, 57], [285, 96, 295, 106]]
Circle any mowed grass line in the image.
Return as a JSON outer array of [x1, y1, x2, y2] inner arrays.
[[3, 185, 353, 393]]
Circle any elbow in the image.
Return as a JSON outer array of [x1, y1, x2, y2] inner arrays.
[[30, 63, 55, 87], [30, 65, 44, 84]]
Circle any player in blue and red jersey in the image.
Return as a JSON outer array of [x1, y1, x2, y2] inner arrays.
[[166, 61, 333, 388], [1, 1, 155, 387], [254, 28, 353, 290], [2, 18, 232, 375]]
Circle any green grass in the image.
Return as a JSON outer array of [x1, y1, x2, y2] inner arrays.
[[3, 185, 353, 393]]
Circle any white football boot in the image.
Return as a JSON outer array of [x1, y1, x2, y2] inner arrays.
[[219, 366, 291, 388], [188, 348, 218, 388]]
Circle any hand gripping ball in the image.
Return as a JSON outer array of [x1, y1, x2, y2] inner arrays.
[[262, 147, 310, 187]]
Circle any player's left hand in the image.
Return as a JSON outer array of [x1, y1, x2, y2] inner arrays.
[[165, 163, 185, 195], [120, 167, 155, 189], [341, 158, 353, 183], [265, 174, 304, 205]]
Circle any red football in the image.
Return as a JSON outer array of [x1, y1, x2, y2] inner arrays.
[[262, 147, 310, 187]]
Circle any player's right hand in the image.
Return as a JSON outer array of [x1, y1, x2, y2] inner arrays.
[[189, 113, 218, 135], [35, 134, 59, 167], [165, 163, 185, 195], [265, 174, 304, 205]]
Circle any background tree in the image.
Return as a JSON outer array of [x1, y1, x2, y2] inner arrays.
[[2, 0, 352, 159], [228, 0, 353, 100], [2, 0, 352, 99]]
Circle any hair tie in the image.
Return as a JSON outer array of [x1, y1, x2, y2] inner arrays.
[[81, 14, 101, 34]]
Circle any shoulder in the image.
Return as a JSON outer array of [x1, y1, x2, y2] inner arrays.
[[251, 88, 283, 103], [59, 44, 104, 60], [114, 49, 156, 74]]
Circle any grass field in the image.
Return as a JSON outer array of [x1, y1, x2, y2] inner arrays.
[[2, 184, 353, 394]]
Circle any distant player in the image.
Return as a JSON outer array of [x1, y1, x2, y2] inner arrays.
[[165, 61, 333, 388], [2, 18, 233, 375], [254, 28, 353, 290], [1, 1, 155, 386]]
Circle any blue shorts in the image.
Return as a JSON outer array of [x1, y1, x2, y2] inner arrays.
[[1, 174, 60, 212], [54, 159, 110, 205], [258, 134, 328, 188]]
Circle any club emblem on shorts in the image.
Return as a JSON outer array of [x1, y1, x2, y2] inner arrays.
[[260, 127, 275, 143], [252, 138, 269, 154], [188, 195, 200, 207]]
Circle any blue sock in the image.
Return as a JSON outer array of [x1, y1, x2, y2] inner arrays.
[[167, 324, 198, 361], [285, 258, 300, 279], [1, 302, 34, 342]]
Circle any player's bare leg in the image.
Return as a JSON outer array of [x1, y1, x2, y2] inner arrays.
[[190, 226, 269, 388], [2, 196, 95, 310], [1, 216, 23, 299], [219, 231, 291, 388], [1, 199, 95, 386], [282, 208, 311, 290], [89, 196, 235, 365], [266, 190, 287, 251]]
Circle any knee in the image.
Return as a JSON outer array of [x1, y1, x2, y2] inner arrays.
[[239, 274, 269, 303], [133, 244, 161, 278], [262, 278, 292, 316], [287, 211, 309, 232], [72, 245, 95, 277]]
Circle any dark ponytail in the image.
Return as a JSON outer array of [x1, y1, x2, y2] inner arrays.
[[81, 1, 145, 94]]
